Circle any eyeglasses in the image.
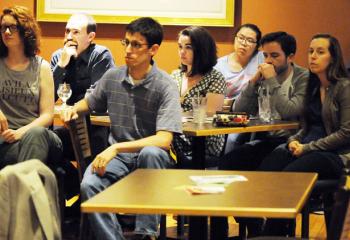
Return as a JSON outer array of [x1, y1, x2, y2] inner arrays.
[[235, 34, 257, 45], [0, 24, 19, 34], [121, 39, 149, 50]]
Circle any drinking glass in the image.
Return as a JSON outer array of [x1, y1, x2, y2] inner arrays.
[[192, 97, 207, 124], [258, 85, 271, 122], [57, 83, 72, 109]]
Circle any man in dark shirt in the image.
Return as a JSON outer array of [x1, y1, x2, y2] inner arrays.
[[51, 14, 115, 175], [51, 13, 115, 104]]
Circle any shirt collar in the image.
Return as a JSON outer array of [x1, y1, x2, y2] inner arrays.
[[122, 60, 157, 89]]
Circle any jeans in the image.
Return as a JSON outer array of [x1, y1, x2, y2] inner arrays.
[[80, 146, 175, 240], [0, 127, 63, 169]]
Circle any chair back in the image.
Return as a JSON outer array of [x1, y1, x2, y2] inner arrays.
[[328, 176, 350, 240], [67, 115, 91, 181]]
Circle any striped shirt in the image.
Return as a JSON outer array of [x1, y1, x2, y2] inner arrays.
[[87, 62, 182, 144]]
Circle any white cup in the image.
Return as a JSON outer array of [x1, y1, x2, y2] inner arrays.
[[192, 97, 207, 124]]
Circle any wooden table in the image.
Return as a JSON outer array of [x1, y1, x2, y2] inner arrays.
[[81, 169, 317, 239], [88, 117, 299, 169], [90, 115, 110, 127], [183, 120, 299, 169], [55, 110, 298, 134], [54, 109, 299, 169], [53, 107, 111, 127]]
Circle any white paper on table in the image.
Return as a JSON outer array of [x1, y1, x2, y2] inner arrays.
[[182, 116, 213, 123], [182, 116, 193, 123], [189, 175, 247, 185]]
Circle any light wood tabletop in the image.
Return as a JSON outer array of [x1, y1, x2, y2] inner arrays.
[[183, 119, 299, 169], [90, 115, 110, 127], [81, 169, 316, 218], [54, 106, 299, 133], [54, 108, 299, 169], [55, 108, 298, 135], [182, 119, 299, 137], [81, 169, 317, 239], [53, 106, 110, 127]]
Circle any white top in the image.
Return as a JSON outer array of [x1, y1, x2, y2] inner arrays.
[[215, 51, 264, 99]]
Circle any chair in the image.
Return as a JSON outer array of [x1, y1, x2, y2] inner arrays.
[[300, 165, 350, 238], [328, 175, 350, 240], [249, 179, 341, 239], [67, 115, 92, 181], [67, 116, 168, 240], [249, 164, 350, 240], [305, 179, 340, 236], [50, 115, 92, 239], [250, 175, 350, 240], [66, 115, 92, 240]]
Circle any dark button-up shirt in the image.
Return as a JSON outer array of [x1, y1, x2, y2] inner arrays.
[[51, 43, 115, 104]]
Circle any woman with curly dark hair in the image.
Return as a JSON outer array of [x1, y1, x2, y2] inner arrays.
[[0, 6, 62, 168]]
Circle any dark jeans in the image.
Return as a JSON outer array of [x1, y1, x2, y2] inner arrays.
[[0, 127, 63, 169], [257, 143, 344, 236], [258, 143, 344, 179], [219, 136, 287, 170], [80, 147, 174, 239]]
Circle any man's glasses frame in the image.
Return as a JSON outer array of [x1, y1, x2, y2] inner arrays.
[[120, 39, 149, 50], [0, 24, 19, 34]]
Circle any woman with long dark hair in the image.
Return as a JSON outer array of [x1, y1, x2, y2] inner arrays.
[[171, 26, 226, 161], [257, 33, 350, 236]]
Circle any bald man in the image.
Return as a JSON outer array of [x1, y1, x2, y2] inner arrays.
[[51, 13, 115, 103], [51, 14, 115, 170]]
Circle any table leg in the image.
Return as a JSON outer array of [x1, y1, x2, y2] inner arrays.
[[192, 136, 206, 169], [238, 221, 247, 240], [301, 203, 310, 238], [210, 216, 228, 240], [159, 215, 166, 240], [189, 216, 208, 240], [187, 137, 206, 240], [176, 215, 186, 237]]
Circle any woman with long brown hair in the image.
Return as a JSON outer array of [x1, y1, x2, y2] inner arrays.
[[258, 33, 350, 236]]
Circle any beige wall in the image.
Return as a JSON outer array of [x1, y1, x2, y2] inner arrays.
[[1, 0, 350, 73], [241, 0, 350, 69]]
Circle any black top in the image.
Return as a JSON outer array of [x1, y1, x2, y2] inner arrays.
[[51, 43, 115, 104], [302, 82, 327, 144]]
